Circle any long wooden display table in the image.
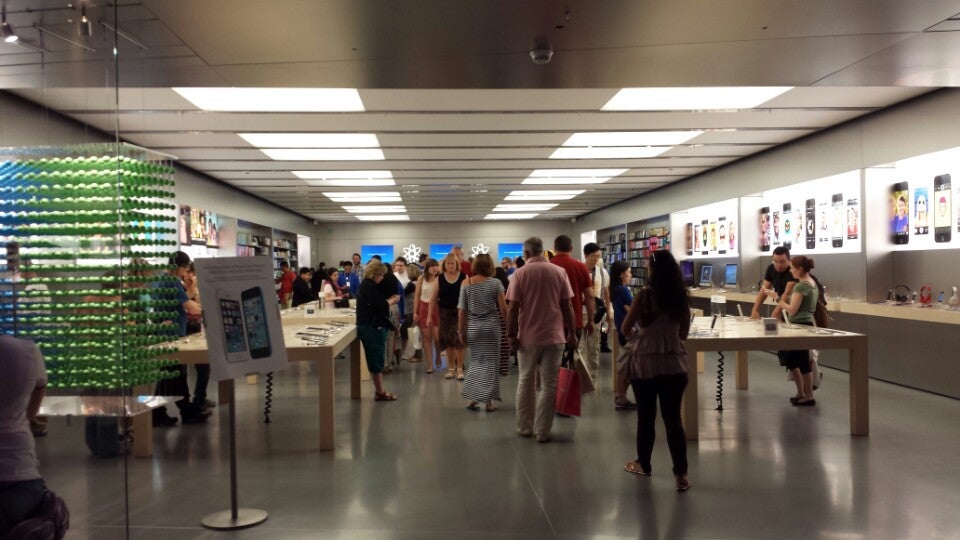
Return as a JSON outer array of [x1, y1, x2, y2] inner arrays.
[[682, 317, 869, 440], [281, 302, 371, 381], [831, 300, 960, 324], [176, 322, 362, 451], [39, 395, 173, 458]]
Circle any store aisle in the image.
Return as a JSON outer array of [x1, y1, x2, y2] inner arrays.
[[33, 350, 960, 539]]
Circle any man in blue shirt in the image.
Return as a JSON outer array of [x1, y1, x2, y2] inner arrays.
[[338, 261, 360, 297]]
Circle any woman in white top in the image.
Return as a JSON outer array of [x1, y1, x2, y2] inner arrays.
[[413, 258, 440, 373], [320, 268, 345, 303]]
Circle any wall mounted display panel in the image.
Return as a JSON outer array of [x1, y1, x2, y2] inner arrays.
[[671, 198, 739, 260], [867, 146, 960, 251], [498, 243, 524, 262], [361, 244, 395, 264], [430, 243, 455, 260], [759, 171, 862, 255]]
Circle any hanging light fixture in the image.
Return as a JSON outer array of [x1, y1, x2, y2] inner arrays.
[[78, 2, 92, 36], [1, 1, 17, 43]]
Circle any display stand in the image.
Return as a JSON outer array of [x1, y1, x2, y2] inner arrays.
[[202, 378, 268, 531]]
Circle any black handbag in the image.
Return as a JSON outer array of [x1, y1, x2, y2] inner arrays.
[[333, 297, 350, 308]]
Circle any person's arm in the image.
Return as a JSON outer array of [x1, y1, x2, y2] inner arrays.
[[771, 280, 798, 319], [457, 286, 468, 347], [602, 279, 613, 323], [426, 280, 438, 327], [413, 278, 422, 324], [778, 288, 805, 316], [750, 279, 774, 319], [184, 299, 202, 315], [561, 297, 578, 348], [507, 298, 521, 351], [26, 385, 45, 423], [621, 291, 644, 338], [496, 292, 508, 320], [583, 285, 596, 334]]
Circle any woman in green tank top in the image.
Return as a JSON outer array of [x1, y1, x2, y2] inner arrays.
[[775, 256, 820, 406]]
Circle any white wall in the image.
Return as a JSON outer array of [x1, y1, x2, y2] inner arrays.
[[314, 220, 572, 265]]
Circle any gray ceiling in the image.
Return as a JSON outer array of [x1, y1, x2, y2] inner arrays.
[[2, 1, 958, 222]]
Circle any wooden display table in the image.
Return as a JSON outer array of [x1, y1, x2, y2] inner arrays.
[[832, 300, 960, 325], [683, 317, 869, 440], [281, 302, 371, 382], [176, 322, 362, 451]]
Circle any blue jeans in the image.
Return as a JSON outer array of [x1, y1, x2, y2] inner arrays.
[[0, 478, 45, 536]]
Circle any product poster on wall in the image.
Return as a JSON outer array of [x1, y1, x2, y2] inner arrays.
[[498, 243, 524, 262], [759, 171, 862, 255], [672, 198, 739, 259], [194, 256, 289, 382], [867, 146, 960, 251], [360, 244, 395, 263], [178, 205, 191, 245], [190, 207, 206, 245], [205, 212, 220, 248]]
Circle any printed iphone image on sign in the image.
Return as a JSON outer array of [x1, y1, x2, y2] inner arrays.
[[933, 175, 951, 243], [728, 221, 737, 251], [686, 222, 693, 255], [772, 211, 780, 245], [219, 298, 247, 363], [241, 286, 272, 359], [708, 221, 717, 252], [831, 193, 844, 248], [794, 208, 804, 245], [781, 203, 792, 250], [717, 217, 727, 255], [914, 187, 929, 235], [891, 182, 909, 244], [847, 198, 859, 240], [701, 219, 708, 254], [760, 207, 770, 251], [818, 200, 829, 244], [805, 198, 816, 250]]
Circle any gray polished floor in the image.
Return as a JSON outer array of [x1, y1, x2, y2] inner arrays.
[[35, 350, 960, 540]]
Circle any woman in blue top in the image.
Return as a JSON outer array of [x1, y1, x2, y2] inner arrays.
[[774, 255, 820, 407], [608, 260, 633, 347]]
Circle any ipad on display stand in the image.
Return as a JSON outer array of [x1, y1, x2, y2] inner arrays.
[[698, 264, 714, 289], [682, 260, 695, 288], [724, 263, 738, 290]]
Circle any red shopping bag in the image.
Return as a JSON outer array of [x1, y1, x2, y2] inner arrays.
[[555, 365, 582, 417]]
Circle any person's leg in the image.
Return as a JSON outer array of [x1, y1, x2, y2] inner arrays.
[[359, 326, 392, 397], [600, 326, 611, 352], [422, 326, 435, 372], [657, 373, 689, 477], [533, 343, 565, 440], [193, 364, 211, 408], [515, 345, 540, 436], [0, 479, 45, 535], [631, 378, 658, 473], [455, 347, 465, 378], [445, 346, 458, 378]]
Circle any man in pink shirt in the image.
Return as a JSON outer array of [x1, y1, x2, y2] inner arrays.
[[506, 237, 577, 443]]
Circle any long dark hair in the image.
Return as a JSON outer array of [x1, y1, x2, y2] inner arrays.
[[324, 267, 340, 288], [648, 251, 689, 322], [609, 260, 631, 301]]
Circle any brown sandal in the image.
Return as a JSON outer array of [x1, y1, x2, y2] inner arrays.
[[624, 460, 651, 476], [374, 391, 398, 401]]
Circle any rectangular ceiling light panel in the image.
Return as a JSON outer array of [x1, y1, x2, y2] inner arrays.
[[549, 147, 668, 159], [493, 203, 557, 212], [602, 87, 792, 111], [505, 190, 584, 201], [261, 148, 385, 161], [173, 88, 365, 111], [343, 205, 407, 213], [523, 168, 628, 185], [324, 191, 402, 203], [563, 132, 702, 147], [484, 213, 539, 220], [297, 169, 394, 186], [356, 215, 410, 221], [241, 133, 380, 148]]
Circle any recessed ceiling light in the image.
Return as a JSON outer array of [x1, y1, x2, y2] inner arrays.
[[505, 190, 584, 201], [493, 203, 557, 212], [343, 205, 407, 213], [356, 215, 410, 221], [549, 147, 667, 159], [294, 170, 393, 179], [484, 213, 539, 220], [261, 149, 385, 161], [324, 192, 402, 203], [523, 168, 628, 185], [562, 132, 702, 147], [304, 179, 395, 187], [173, 88, 365, 112], [240, 133, 380, 148], [602, 87, 792, 111]]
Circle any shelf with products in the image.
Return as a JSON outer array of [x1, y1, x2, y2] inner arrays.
[[272, 228, 299, 276], [625, 218, 671, 291]]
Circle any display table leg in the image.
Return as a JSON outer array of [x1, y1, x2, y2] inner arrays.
[[849, 338, 870, 436], [350, 339, 362, 400], [317, 357, 336, 451], [696, 351, 704, 374], [683, 357, 699, 440], [218, 380, 232, 405], [360, 347, 371, 382], [131, 411, 152, 458], [736, 350, 749, 390]]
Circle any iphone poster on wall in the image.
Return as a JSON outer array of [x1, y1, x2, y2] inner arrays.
[[867, 146, 960, 251], [194, 256, 288, 382], [760, 171, 862, 255], [674, 198, 739, 260]]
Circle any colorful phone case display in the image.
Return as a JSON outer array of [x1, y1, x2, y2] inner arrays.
[[0, 144, 181, 390]]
